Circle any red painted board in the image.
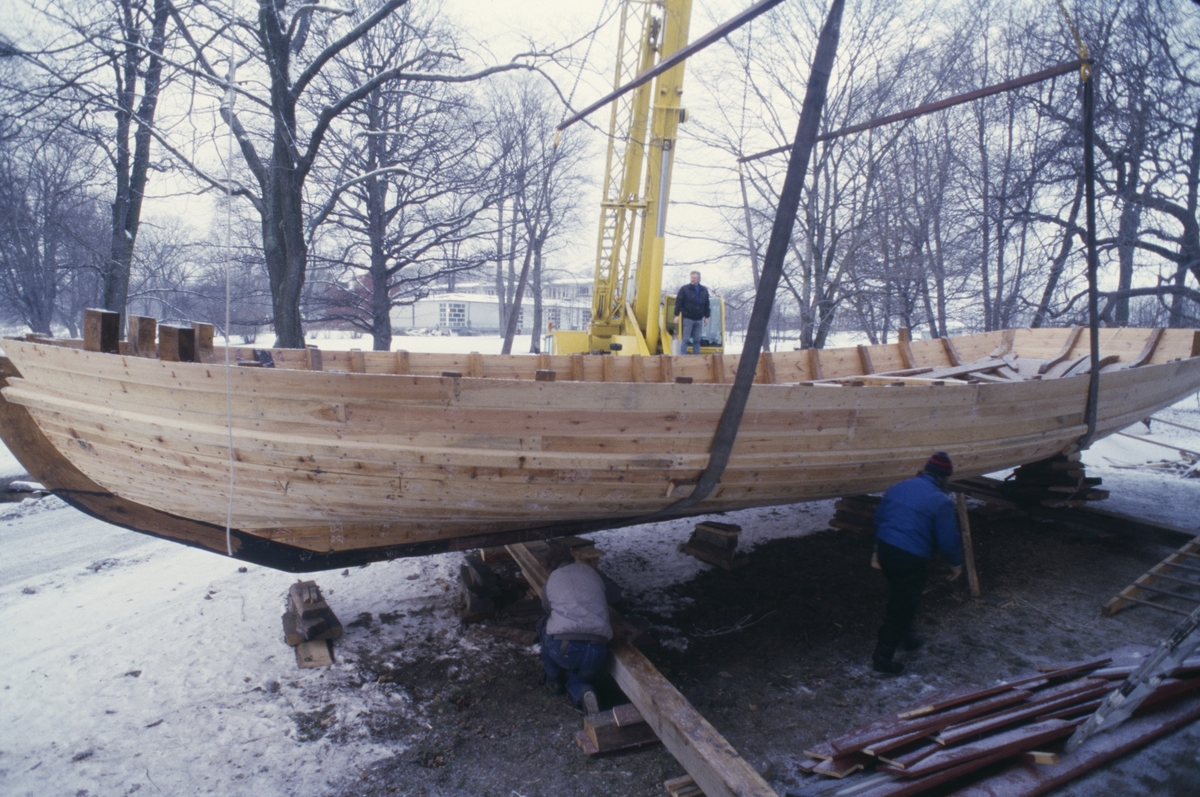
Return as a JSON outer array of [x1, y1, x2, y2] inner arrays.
[[951, 693, 1200, 797], [885, 719, 1076, 778]]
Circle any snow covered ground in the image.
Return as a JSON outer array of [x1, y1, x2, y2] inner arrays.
[[1, 334, 1199, 795]]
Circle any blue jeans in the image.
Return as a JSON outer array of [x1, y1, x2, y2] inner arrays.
[[537, 618, 608, 707], [682, 317, 704, 354]]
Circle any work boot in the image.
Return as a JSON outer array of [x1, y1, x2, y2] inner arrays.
[[872, 642, 904, 675], [581, 690, 600, 716], [901, 633, 925, 652]]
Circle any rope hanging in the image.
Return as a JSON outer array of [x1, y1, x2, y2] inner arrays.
[[222, 54, 239, 556]]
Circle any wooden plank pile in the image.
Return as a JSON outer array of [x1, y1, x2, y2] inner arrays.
[[680, 522, 747, 570], [829, 495, 881, 535], [794, 648, 1200, 796], [1006, 453, 1107, 508], [282, 580, 342, 668]]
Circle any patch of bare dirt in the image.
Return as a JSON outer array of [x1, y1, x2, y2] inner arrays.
[[330, 504, 1197, 796]]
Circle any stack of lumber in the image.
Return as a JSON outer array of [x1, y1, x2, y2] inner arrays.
[[829, 495, 881, 535], [459, 554, 500, 623], [795, 648, 1200, 796], [680, 522, 747, 570], [1006, 454, 1107, 508], [282, 580, 342, 668]]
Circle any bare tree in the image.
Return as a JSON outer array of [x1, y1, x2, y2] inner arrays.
[[0, 137, 106, 334], [161, 0, 539, 348], [304, 4, 502, 350], [4, 0, 173, 333], [486, 75, 588, 354]]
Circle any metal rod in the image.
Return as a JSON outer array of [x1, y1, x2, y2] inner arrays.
[[739, 59, 1085, 164], [558, 0, 786, 131]]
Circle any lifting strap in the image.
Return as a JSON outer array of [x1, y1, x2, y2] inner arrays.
[[643, 0, 846, 521]]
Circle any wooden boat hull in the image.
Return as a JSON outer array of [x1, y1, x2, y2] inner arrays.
[[1, 327, 1198, 571]]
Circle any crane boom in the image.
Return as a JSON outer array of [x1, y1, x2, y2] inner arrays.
[[550, 0, 723, 357]]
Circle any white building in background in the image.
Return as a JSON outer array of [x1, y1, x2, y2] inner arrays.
[[390, 279, 593, 334]]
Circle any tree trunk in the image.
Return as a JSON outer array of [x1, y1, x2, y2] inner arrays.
[[102, 0, 170, 334]]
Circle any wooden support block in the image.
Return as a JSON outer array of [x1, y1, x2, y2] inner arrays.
[[157, 325, 196, 363], [664, 774, 705, 797], [83, 308, 120, 353], [305, 345, 323, 371], [680, 538, 748, 570], [395, 350, 411, 374], [284, 580, 343, 641], [570, 354, 585, 381], [956, 492, 981, 597], [295, 639, 334, 668], [127, 315, 157, 358], [282, 609, 343, 645], [289, 580, 329, 618], [348, 349, 365, 373], [192, 322, 214, 357], [584, 705, 660, 753], [535, 369, 556, 382], [469, 352, 483, 378]]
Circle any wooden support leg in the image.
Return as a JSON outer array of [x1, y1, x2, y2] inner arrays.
[[956, 492, 982, 598]]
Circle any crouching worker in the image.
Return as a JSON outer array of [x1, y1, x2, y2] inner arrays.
[[537, 543, 613, 715], [872, 450, 964, 675]]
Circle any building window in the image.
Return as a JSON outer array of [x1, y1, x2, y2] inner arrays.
[[547, 307, 562, 330], [440, 302, 467, 328]]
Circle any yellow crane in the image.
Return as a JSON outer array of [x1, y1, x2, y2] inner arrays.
[[548, 0, 725, 356]]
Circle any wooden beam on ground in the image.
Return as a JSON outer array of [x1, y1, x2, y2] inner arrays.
[[505, 542, 775, 797]]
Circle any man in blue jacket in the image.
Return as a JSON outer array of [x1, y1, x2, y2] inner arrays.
[[675, 271, 710, 354], [871, 451, 963, 675]]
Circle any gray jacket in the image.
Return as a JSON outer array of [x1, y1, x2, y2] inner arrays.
[[543, 562, 613, 642]]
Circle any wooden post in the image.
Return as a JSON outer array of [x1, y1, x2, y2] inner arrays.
[[956, 492, 981, 597], [158, 325, 197, 363], [127, 315, 157, 358], [192, 322, 215, 359], [83, 309, 120, 353]]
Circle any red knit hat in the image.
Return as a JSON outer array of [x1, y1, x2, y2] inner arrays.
[[924, 450, 953, 478]]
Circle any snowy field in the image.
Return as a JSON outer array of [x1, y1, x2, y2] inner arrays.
[[1, 334, 1199, 795]]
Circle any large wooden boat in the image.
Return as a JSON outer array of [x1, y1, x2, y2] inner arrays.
[[1, 325, 1197, 571]]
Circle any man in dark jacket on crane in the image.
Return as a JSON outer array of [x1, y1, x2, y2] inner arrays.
[[871, 451, 963, 675], [675, 270, 710, 354]]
